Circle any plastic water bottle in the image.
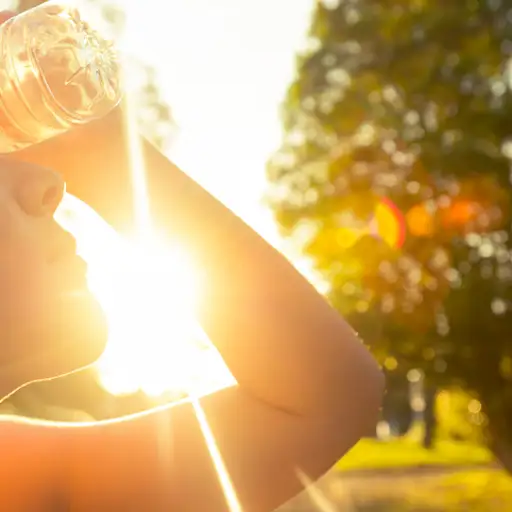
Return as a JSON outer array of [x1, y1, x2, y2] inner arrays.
[[0, 1, 122, 152]]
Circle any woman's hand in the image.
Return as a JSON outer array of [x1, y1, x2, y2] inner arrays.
[[0, 9, 129, 225], [14, 104, 135, 230], [0, 10, 14, 24]]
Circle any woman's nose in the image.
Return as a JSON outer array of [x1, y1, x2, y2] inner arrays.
[[15, 164, 65, 217]]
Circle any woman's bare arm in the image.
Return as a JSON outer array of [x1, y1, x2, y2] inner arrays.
[[57, 386, 371, 512], [15, 108, 384, 510]]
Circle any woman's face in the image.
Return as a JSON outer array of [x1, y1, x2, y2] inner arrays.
[[0, 158, 107, 392]]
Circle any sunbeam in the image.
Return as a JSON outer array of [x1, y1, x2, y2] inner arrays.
[[120, 72, 152, 239], [296, 469, 341, 512], [192, 399, 243, 512], [115, 34, 243, 512]]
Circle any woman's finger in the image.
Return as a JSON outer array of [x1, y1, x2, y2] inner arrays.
[[0, 11, 16, 25]]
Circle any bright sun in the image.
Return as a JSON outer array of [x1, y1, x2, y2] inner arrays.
[[56, 193, 234, 399]]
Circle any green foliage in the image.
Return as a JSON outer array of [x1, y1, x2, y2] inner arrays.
[[268, 0, 512, 454], [436, 389, 487, 445]]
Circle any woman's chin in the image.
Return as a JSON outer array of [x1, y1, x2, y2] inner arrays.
[[22, 289, 110, 381], [52, 288, 110, 370], [0, 288, 109, 393]]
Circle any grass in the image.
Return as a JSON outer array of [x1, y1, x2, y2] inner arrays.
[[339, 470, 512, 511], [281, 466, 512, 511], [283, 420, 511, 511], [336, 437, 493, 472], [281, 420, 508, 511]]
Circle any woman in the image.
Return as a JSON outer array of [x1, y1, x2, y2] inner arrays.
[[0, 24, 383, 512]]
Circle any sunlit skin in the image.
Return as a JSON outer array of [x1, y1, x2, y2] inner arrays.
[[0, 160, 108, 392], [0, 12, 384, 512]]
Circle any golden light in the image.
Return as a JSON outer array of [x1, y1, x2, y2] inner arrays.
[[53, 59, 242, 512], [57, 196, 241, 510], [296, 470, 339, 512], [192, 400, 243, 512], [48, 12, 237, 399], [49, 9, 243, 509], [53, 3, 327, 510], [330, 197, 407, 252], [56, 193, 234, 398]]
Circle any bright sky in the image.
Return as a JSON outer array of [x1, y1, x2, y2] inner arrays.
[[121, 0, 315, 246]]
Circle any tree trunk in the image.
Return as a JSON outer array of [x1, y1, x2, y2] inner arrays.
[[423, 386, 437, 449], [482, 399, 512, 474], [489, 435, 512, 473]]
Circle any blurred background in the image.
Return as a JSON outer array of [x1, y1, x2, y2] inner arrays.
[[2, 0, 512, 510]]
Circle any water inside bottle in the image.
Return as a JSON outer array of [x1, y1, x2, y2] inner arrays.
[[0, 3, 121, 152]]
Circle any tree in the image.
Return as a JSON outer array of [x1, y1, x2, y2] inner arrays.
[[268, 0, 512, 464], [4, 0, 176, 421]]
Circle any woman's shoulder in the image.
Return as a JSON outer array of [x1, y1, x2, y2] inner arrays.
[[0, 415, 64, 509]]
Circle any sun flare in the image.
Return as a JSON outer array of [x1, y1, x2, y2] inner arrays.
[[55, 194, 234, 398]]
